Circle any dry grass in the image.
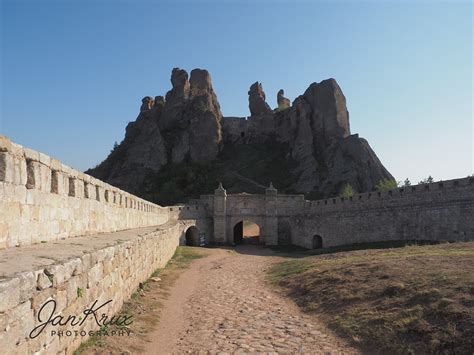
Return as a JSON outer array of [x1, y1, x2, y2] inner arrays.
[[74, 246, 207, 354], [268, 242, 474, 354]]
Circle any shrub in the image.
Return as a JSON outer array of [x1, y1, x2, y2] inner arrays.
[[275, 106, 290, 113], [339, 184, 355, 198], [375, 179, 398, 192]]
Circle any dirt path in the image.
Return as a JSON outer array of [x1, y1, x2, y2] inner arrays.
[[144, 246, 358, 354]]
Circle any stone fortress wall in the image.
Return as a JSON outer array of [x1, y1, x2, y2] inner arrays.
[[221, 115, 280, 145], [0, 224, 181, 354], [294, 176, 474, 248], [0, 136, 187, 354], [193, 177, 474, 248], [221, 117, 252, 144], [0, 135, 173, 250]]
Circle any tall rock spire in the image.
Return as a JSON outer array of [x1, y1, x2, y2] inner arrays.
[[248, 82, 272, 116]]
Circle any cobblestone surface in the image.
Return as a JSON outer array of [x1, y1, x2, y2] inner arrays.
[[171, 246, 358, 354]]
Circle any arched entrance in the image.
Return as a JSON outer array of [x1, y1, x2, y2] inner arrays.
[[233, 220, 261, 245], [185, 226, 200, 246], [312, 235, 323, 249]]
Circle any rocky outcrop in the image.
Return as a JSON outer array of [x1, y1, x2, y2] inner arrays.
[[187, 69, 223, 162], [87, 68, 223, 193], [302, 79, 350, 147], [140, 96, 154, 112], [88, 68, 393, 203], [168, 67, 190, 101], [222, 77, 392, 197], [248, 82, 272, 116], [277, 89, 291, 110]]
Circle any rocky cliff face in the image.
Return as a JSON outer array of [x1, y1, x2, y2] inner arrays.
[[87, 68, 393, 205]]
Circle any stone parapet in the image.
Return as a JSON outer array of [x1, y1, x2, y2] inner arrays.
[[0, 135, 170, 249], [0, 224, 180, 354], [304, 177, 474, 213]]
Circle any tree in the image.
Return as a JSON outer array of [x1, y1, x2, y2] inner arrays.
[[403, 178, 411, 187], [419, 175, 434, 184], [339, 184, 355, 198], [375, 179, 398, 192]]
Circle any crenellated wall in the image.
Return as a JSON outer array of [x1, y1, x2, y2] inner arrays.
[[293, 177, 474, 248], [0, 136, 187, 354], [196, 177, 474, 247], [0, 135, 172, 250]]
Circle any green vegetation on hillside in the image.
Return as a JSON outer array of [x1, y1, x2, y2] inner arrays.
[[140, 141, 299, 205], [268, 243, 474, 354], [375, 178, 398, 192], [339, 183, 355, 198]]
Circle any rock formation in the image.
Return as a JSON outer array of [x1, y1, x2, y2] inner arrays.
[[277, 89, 291, 110], [248, 82, 272, 116], [140, 96, 154, 112], [87, 68, 393, 204], [88, 68, 223, 192]]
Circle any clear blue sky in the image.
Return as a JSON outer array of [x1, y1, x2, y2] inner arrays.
[[1, 0, 472, 184]]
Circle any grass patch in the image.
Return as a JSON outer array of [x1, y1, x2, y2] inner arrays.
[[74, 246, 207, 355], [268, 242, 474, 354], [269, 240, 442, 259]]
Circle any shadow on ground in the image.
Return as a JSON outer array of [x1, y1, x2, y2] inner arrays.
[[210, 240, 443, 258]]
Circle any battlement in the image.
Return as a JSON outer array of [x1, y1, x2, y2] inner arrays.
[[0, 135, 170, 249], [304, 177, 474, 213]]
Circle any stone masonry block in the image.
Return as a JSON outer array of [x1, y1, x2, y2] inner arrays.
[[23, 147, 40, 162], [17, 271, 36, 303], [36, 272, 52, 290], [44, 264, 72, 287], [64, 258, 83, 277], [0, 278, 20, 312], [38, 164, 51, 192], [87, 263, 103, 288], [61, 163, 72, 176], [7, 300, 34, 340], [0, 135, 12, 152], [38, 152, 51, 167], [50, 158, 61, 172], [9, 143, 23, 157]]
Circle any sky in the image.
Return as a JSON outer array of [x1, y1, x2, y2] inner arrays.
[[1, 0, 472, 184]]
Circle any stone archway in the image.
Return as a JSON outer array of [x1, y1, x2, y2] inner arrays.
[[233, 220, 261, 245], [185, 226, 200, 246]]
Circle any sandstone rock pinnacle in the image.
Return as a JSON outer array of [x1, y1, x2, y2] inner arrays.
[[277, 89, 291, 110], [248, 82, 272, 116], [190, 68, 213, 97], [168, 67, 190, 101]]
